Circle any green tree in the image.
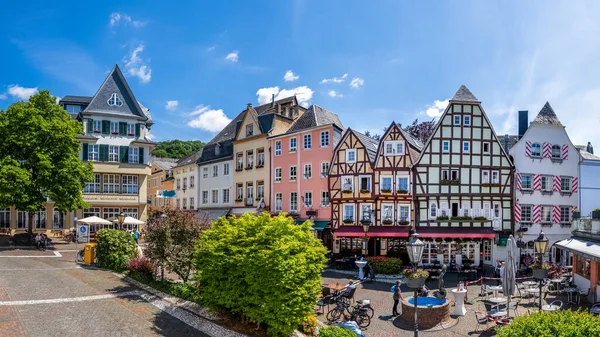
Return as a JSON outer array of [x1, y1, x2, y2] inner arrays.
[[0, 91, 93, 233], [151, 140, 205, 159], [195, 212, 327, 336], [496, 310, 600, 336]]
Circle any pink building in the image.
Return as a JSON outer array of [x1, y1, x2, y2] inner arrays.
[[268, 105, 344, 244]]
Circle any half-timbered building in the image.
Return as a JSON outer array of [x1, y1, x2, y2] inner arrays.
[[413, 86, 515, 266]]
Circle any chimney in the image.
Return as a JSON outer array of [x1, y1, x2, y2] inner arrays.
[[247, 103, 252, 109], [504, 134, 509, 151], [588, 142, 594, 154], [271, 94, 275, 107], [518, 110, 528, 140]]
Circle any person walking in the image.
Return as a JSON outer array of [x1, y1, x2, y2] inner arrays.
[[133, 229, 140, 244], [392, 280, 403, 316]]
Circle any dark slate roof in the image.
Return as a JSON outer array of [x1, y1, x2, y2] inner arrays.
[[258, 113, 276, 133], [83, 64, 148, 120], [500, 134, 520, 153], [576, 145, 600, 160], [396, 125, 423, 150], [60, 95, 93, 105], [532, 102, 563, 126], [450, 85, 479, 102], [197, 208, 231, 222], [255, 96, 297, 115], [351, 129, 379, 163], [286, 104, 344, 134], [174, 149, 203, 168], [153, 160, 177, 172]]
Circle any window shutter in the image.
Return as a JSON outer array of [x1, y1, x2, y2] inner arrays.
[[553, 175, 561, 192], [542, 142, 551, 158], [102, 120, 110, 135], [562, 144, 569, 160], [82, 143, 89, 161], [87, 119, 93, 135], [532, 205, 541, 224], [533, 174, 541, 191], [119, 122, 127, 136], [516, 172, 522, 191], [119, 146, 128, 163], [99, 145, 109, 162], [135, 124, 140, 138], [572, 177, 578, 193], [552, 205, 560, 224], [138, 147, 144, 164], [525, 141, 531, 157]]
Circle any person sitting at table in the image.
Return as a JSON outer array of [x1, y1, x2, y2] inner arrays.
[[417, 285, 429, 297], [338, 313, 366, 337], [450, 259, 457, 272]]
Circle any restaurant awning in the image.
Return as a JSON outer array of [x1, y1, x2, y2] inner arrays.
[[416, 227, 496, 239], [335, 226, 410, 237], [311, 221, 329, 231], [555, 237, 600, 262]]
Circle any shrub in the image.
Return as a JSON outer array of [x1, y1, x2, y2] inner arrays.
[[195, 212, 327, 337], [96, 229, 136, 271], [402, 268, 429, 279], [127, 257, 156, 276], [301, 315, 318, 336], [496, 310, 600, 337], [317, 326, 356, 337], [366, 256, 403, 275]]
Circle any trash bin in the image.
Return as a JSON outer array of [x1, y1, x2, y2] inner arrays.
[[83, 243, 96, 264]]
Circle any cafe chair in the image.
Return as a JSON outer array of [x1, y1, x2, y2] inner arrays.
[[474, 311, 490, 332], [315, 294, 334, 315], [576, 288, 590, 305], [507, 301, 520, 317], [589, 302, 600, 316], [550, 300, 563, 310]]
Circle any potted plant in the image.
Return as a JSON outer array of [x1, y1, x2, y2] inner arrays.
[[359, 189, 370, 194], [382, 219, 393, 225], [342, 189, 353, 194], [343, 218, 354, 224], [573, 210, 581, 219], [381, 188, 392, 193], [398, 220, 410, 226], [530, 261, 551, 279], [436, 215, 449, 221], [593, 208, 600, 219], [402, 268, 429, 288], [397, 189, 408, 194]]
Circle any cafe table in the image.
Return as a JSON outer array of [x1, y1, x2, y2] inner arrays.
[[488, 285, 503, 298], [542, 304, 560, 312], [488, 297, 507, 311], [324, 283, 347, 295]]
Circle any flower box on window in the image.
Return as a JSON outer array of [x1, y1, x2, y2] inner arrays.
[[256, 164, 264, 168], [436, 215, 449, 221], [290, 178, 297, 182], [234, 198, 243, 202], [440, 179, 461, 185], [235, 168, 243, 172], [593, 209, 600, 219], [359, 189, 371, 194], [541, 222, 553, 227], [94, 130, 101, 133], [473, 216, 488, 222], [275, 178, 281, 182], [382, 219, 393, 225], [111, 131, 119, 135], [481, 183, 500, 187], [245, 165, 253, 170], [343, 218, 354, 224], [398, 220, 410, 226], [396, 189, 408, 194], [255, 197, 263, 201], [573, 210, 581, 219], [127, 132, 134, 136], [342, 189, 353, 194], [380, 189, 392, 193], [451, 216, 473, 221]]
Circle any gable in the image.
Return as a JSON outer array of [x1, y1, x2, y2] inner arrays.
[[330, 130, 373, 176], [374, 123, 414, 168], [235, 108, 262, 140]]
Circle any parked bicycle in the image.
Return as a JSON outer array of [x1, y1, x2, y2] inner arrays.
[[326, 296, 371, 328]]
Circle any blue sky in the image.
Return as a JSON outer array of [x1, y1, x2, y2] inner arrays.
[[2, 1, 600, 147]]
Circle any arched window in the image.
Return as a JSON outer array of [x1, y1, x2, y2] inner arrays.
[[531, 143, 541, 157], [107, 93, 123, 107], [430, 203, 437, 218], [552, 145, 561, 159]]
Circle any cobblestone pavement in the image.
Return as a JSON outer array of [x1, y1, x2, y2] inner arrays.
[[0, 249, 215, 337]]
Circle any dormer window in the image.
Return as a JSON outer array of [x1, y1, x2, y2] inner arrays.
[[215, 144, 221, 156], [246, 124, 253, 137], [108, 93, 123, 107]]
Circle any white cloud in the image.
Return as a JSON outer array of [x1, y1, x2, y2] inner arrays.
[[0, 93, 6, 100], [349, 77, 364, 89], [165, 100, 178, 111], [7, 85, 38, 100], [109, 12, 146, 28], [283, 70, 299, 82], [207, 45, 216, 51], [328, 90, 343, 98], [225, 51, 239, 62], [187, 105, 232, 132], [256, 86, 314, 107], [424, 99, 450, 118], [123, 44, 152, 83], [321, 73, 348, 84]]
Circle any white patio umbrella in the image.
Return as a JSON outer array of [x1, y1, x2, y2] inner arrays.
[[111, 216, 145, 225], [76, 216, 112, 225], [503, 235, 518, 316]]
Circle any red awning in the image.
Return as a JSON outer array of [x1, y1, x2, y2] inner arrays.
[[416, 227, 496, 239], [334, 226, 410, 237]]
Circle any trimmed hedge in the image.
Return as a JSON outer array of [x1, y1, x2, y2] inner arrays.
[[96, 229, 136, 271], [366, 256, 403, 275], [496, 310, 600, 337], [317, 326, 356, 337]]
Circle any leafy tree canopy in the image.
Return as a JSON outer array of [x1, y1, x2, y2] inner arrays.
[[402, 118, 436, 144], [0, 90, 93, 232], [151, 140, 205, 159]]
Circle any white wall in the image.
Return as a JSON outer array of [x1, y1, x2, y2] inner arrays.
[[198, 159, 233, 209], [173, 163, 198, 209], [580, 159, 600, 216]]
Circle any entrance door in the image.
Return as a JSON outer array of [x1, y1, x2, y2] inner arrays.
[[492, 203, 502, 230], [482, 240, 492, 265], [368, 238, 381, 256]]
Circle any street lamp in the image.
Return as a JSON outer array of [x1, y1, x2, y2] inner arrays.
[[361, 208, 371, 256], [407, 232, 425, 337], [117, 212, 125, 229], [516, 227, 528, 269], [534, 230, 548, 310]]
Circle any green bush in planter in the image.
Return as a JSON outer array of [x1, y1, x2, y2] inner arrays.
[[317, 326, 356, 337], [366, 256, 403, 274], [496, 310, 600, 337], [96, 229, 136, 271]]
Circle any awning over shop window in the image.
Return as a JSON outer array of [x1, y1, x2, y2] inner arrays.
[[311, 221, 329, 231], [334, 226, 410, 237], [555, 238, 600, 262], [416, 227, 496, 239]]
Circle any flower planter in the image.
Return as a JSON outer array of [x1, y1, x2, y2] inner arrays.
[[397, 189, 408, 194], [593, 210, 600, 219], [532, 269, 548, 279], [573, 212, 581, 219], [405, 277, 426, 289]]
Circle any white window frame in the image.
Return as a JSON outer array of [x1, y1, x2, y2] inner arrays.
[[346, 149, 357, 163], [541, 175, 552, 192], [521, 204, 532, 223], [397, 176, 409, 192], [289, 166, 297, 181], [464, 115, 471, 126], [560, 176, 571, 192], [482, 142, 490, 154], [321, 191, 330, 207], [108, 145, 119, 162], [342, 176, 354, 192], [211, 189, 219, 204], [440, 201, 449, 217], [442, 141, 450, 153], [552, 144, 561, 159], [482, 171, 490, 184], [275, 140, 282, 156], [92, 120, 102, 133], [257, 149, 265, 167], [128, 147, 139, 163], [274, 167, 282, 182], [84, 173, 101, 194], [190, 197, 195, 210], [236, 184, 243, 200], [461, 202, 470, 217], [110, 122, 119, 134], [531, 143, 542, 157], [213, 165, 218, 177], [127, 124, 135, 136], [382, 204, 394, 222], [304, 191, 313, 208], [275, 193, 283, 212], [429, 202, 437, 219], [303, 134, 312, 149], [88, 144, 99, 161], [343, 203, 355, 221], [223, 163, 230, 176], [103, 174, 120, 194], [202, 190, 209, 204], [107, 93, 123, 107], [463, 141, 470, 153], [320, 131, 330, 147], [290, 137, 297, 152], [290, 192, 298, 213], [122, 175, 138, 194], [360, 203, 373, 222], [182, 198, 187, 210], [398, 204, 410, 222], [321, 162, 329, 178], [380, 175, 393, 191], [359, 175, 371, 192], [521, 174, 533, 190], [491, 171, 499, 184], [384, 140, 405, 156], [222, 188, 230, 204], [303, 164, 312, 179], [483, 202, 491, 219], [453, 115, 461, 125], [257, 182, 264, 199], [541, 205, 552, 223], [203, 167, 208, 178], [560, 206, 570, 223], [472, 202, 481, 217]]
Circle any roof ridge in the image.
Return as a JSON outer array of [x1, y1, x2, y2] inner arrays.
[[450, 85, 479, 102], [532, 101, 563, 126]]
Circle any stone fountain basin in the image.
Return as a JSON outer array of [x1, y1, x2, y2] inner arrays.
[[400, 297, 450, 329]]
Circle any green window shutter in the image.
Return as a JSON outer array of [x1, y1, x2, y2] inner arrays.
[[119, 122, 127, 136], [102, 120, 110, 135], [99, 145, 109, 162], [138, 147, 145, 164], [87, 119, 93, 135], [82, 143, 89, 161], [135, 124, 140, 138], [120, 146, 128, 163]]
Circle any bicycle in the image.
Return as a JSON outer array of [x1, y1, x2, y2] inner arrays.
[[326, 296, 371, 328], [76, 249, 84, 262]]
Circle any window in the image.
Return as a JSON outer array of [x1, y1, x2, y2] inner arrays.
[[126, 123, 135, 136], [541, 206, 552, 223], [521, 174, 532, 190], [92, 120, 101, 133], [482, 202, 490, 219], [189, 197, 195, 209], [321, 131, 330, 147], [275, 140, 282, 156], [50, 208, 64, 229], [482, 171, 490, 184], [531, 143, 541, 157], [246, 150, 254, 168], [464, 116, 471, 126], [290, 166, 297, 181], [303, 164, 312, 179], [223, 163, 230, 176], [85, 173, 101, 193], [203, 167, 208, 178], [107, 93, 123, 106], [552, 145, 561, 159], [102, 208, 120, 222], [454, 115, 461, 125], [222, 189, 230, 203], [88, 144, 99, 161], [257, 181, 264, 199], [442, 170, 449, 180], [236, 153, 243, 170], [483, 142, 490, 154], [183, 178, 187, 190], [541, 175, 552, 191], [430, 203, 437, 218], [183, 198, 187, 209], [321, 191, 329, 207], [211, 165, 218, 177], [451, 170, 459, 180], [560, 206, 570, 223], [472, 202, 481, 217], [382, 204, 394, 221], [321, 162, 329, 177], [384, 141, 405, 155], [190, 176, 195, 188], [462, 202, 470, 217], [66, 105, 81, 113], [290, 192, 298, 213], [108, 145, 119, 162], [290, 138, 297, 152], [246, 124, 253, 137], [212, 189, 219, 204], [0, 209, 9, 229], [561, 177, 571, 192], [492, 171, 500, 184], [246, 183, 253, 205], [257, 149, 265, 167], [103, 174, 120, 193], [176, 199, 180, 209], [442, 141, 450, 152], [359, 176, 371, 192], [398, 205, 410, 222], [463, 141, 470, 152], [236, 184, 243, 200], [440, 202, 449, 217], [304, 192, 312, 207], [346, 149, 357, 163], [275, 193, 283, 212], [176, 178, 181, 190], [110, 122, 119, 134], [274, 167, 282, 182], [303, 134, 312, 149], [17, 211, 28, 229], [128, 147, 139, 163], [342, 176, 354, 192], [343, 204, 355, 221], [494, 204, 500, 218], [122, 175, 138, 194], [381, 176, 392, 191], [360, 204, 372, 222], [200, 190, 208, 205], [397, 177, 409, 192]]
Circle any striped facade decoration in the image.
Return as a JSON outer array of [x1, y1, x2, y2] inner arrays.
[[562, 144, 569, 160], [552, 205, 561, 224], [553, 175, 561, 192], [514, 204, 522, 223], [532, 205, 541, 223], [525, 141, 532, 157], [542, 142, 552, 158], [516, 172, 522, 191], [572, 177, 578, 193], [533, 174, 542, 191]]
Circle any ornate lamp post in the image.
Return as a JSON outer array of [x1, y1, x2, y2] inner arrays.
[[117, 212, 125, 230], [534, 231, 548, 310], [407, 232, 425, 337], [516, 227, 528, 269]]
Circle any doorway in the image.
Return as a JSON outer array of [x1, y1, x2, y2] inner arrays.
[[452, 203, 459, 217], [368, 238, 381, 256]]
